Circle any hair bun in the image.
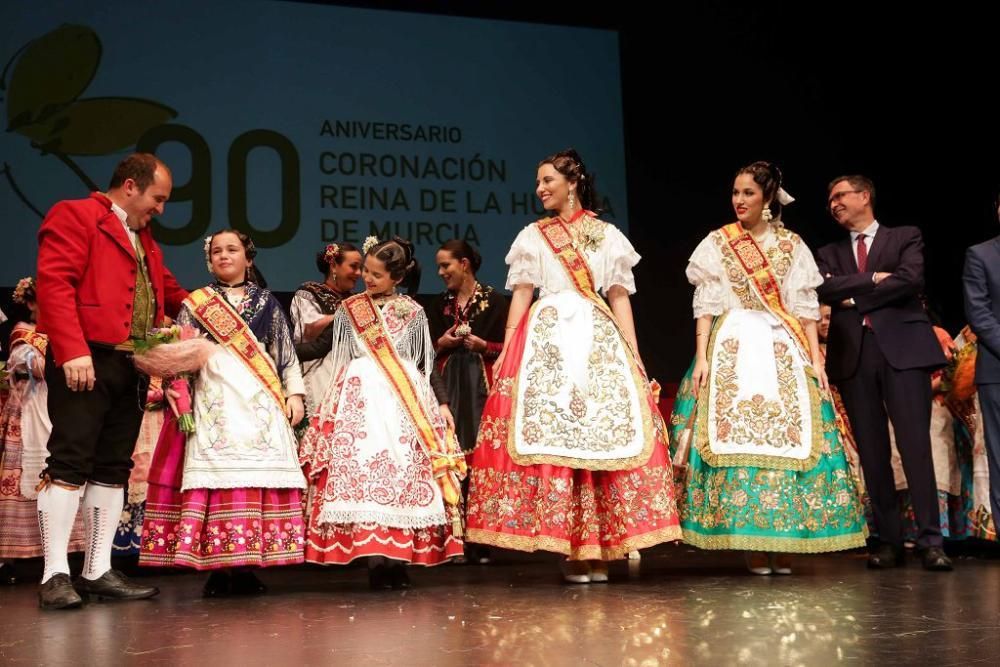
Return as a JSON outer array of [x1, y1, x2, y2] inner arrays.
[[391, 235, 414, 262]]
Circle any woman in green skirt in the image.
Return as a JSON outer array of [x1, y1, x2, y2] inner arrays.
[[670, 161, 867, 574]]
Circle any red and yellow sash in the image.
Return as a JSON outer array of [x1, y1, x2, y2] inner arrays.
[[718, 222, 811, 358], [9, 326, 48, 356], [185, 287, 286, 412], [534, 215, 665, 454], [535, 215, 645, 369], [343, 293, 466, 508]]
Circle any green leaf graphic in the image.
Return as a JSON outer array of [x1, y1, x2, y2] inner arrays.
[[22, 97, 177, 156], [5, 25, 101, 130]]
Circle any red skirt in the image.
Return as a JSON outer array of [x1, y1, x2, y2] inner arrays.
[[465, 308, 682, 560], [139, 415, 305, 570], [301, 447, 463, 565]]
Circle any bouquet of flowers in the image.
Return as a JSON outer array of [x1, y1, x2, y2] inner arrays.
[[133, 324, 216, 433]]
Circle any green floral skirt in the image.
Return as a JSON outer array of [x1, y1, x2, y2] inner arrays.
[[669, 358, 868, 553]]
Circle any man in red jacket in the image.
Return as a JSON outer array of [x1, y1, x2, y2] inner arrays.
[[34, 153, 188, 609]]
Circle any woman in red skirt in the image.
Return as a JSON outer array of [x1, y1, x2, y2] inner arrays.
[[465, 149, 681, 583]]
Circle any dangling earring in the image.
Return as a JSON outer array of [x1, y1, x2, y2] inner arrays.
[[568, 191, 576, 211], [761, 205, 773, 224]]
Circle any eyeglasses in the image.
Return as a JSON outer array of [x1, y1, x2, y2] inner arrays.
[[828, 190, 862, 205]]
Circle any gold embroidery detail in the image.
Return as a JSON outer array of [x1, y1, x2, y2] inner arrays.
[[465, 526, 683, 561], [693, 312, 824, 471], [679, 530, 866, 553], [493, 377, 514, 398], [567, 214, 607, 253], [713, 338, 804, 448], [514, 305, 634, 456]]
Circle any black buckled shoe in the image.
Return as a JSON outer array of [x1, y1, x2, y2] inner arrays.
[[39, 573, 84, 610], [867, 543, 902, 569], [74, 569, 159, 601], [920, 546, 954, 572]]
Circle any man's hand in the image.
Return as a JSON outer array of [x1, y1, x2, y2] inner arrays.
[[62, 355, 95, 391]]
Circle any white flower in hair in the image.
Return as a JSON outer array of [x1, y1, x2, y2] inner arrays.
[[362, 235, 380, 255]]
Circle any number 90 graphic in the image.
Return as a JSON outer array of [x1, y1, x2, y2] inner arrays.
[[137, 124, 300, 247]]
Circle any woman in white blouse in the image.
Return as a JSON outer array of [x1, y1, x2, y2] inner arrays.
[[465, 149, 682, 584], [670, 161, 867, 575]]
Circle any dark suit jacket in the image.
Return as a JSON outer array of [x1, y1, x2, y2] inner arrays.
[[816, 225, 946, 381], [963, 235, 1000, 384]]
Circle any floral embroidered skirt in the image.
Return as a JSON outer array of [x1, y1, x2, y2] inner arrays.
[[114, 408, 164, 556], [139, 415, 305, 570], [465, 305, 683, 561], [303, 466, 464, 566], [0, 387, 84, 558], [299, 362, 464, 566], [894, 408, 994, 542], [669, 358, 868, 553]]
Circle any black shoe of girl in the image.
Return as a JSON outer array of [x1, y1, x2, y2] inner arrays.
[[202, 571, 232, 598], [389, 564, 411, 590], [231, 570, 267, 595], [368, 564, 392, 590], [0, 563, 17, 586]]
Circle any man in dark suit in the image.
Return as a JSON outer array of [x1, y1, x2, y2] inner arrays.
[[962, 200, 1000, 539], [816, 174, 951, 571]]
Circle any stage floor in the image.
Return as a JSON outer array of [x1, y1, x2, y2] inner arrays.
[[2, 543, 999, 665]]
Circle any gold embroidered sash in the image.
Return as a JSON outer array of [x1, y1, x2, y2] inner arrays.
[[185, 287, 286, 412], [718, 222, 810, 359], [343, 293, 465, 507], [10, 327, 48, 356]]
